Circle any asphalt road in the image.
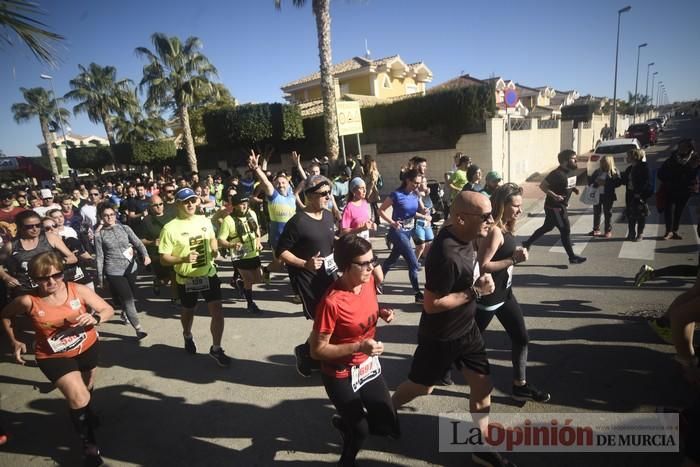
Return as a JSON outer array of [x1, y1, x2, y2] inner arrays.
[[0, 117, 698, 467]]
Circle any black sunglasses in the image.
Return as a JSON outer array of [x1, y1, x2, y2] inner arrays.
[[33, 271, 64, 283], [460, 211, 494, 223], [351, 256, 379, 269], [23, 223, 41, 229]]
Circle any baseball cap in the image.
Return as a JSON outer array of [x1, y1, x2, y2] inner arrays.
[[40, 188, 53, 199], [175, 187, 197, 201], [486, 171, 502, 182], [231, 193, 249, 205]]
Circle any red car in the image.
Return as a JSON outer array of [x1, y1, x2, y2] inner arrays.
[[625, 123, 657, 147]]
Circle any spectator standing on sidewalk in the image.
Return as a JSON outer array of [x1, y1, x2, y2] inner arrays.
[[657, 138, 697, 240], [587, 155, 621, 238], [621, 148, 652, 241], [522, 149, 586, 264]]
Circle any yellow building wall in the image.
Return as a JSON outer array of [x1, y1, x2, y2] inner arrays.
[[291, 86, 322, 103], [341, 76, 372, 95], [375, 73, 419, 99]]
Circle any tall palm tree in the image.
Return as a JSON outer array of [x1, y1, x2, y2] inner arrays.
[[113, 109, 167, 145], [135, 33, 218, 173], [0, 0, 64, 66], [275, 0, 339, 160], [11, 86, 69, 178], [64, 63, 134, 146]]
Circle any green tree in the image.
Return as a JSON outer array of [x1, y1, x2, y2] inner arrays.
[[275, 0, 339, 160], [188, 82, 236, 144], [0, 0, 64, 66], [11, 86, 69, 178], [113, 109, 167, 145], [135, 33, 218, 173], [64, 63, 135, 146]]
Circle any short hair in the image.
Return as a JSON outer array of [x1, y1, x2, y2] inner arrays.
[[458, 155, 472, 167], [467, 164, 481, 182], [558, 149, 576, 164], [15, 209, 41, 227], [412, 157, 427, 165], [400, 168, 421, 188], [46, 208, 62, 218], [334, 234, 372, 271], [627, 148, 645, 162], [97, 202, 117, 218], [28, 251, 64, 280], [135, 183, 146, 189]]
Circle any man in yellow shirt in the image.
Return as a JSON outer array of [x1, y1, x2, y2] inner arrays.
[[159, 187, 230, 367]]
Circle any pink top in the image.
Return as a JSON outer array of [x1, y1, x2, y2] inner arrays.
[[341, 199, 371, 238]]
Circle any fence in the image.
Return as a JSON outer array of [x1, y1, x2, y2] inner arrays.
[[537, 119, 559, 129], [506, 119, 531, 131]]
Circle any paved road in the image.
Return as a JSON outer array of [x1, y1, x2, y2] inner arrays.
[[0, 117, 698, 466]]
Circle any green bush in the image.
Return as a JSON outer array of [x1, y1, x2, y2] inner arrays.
[[66, 146, 113, 171], [132, 140, 177, 163]]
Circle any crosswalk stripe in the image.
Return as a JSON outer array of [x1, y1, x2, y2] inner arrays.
[[550, 212, 591, 256], [617, 209, 660, 260]]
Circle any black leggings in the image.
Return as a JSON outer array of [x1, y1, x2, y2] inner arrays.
[[322, 372, 398, 466], [524, 207, 575, 258], [593, 198, 614, 232], [475, 294, 529, 382], [652, 265, 699, 279], [665, 195, 690, 233]]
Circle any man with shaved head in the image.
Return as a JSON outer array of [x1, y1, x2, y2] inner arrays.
[[392, 192, 512, 466], [138, 195, 173, 296]]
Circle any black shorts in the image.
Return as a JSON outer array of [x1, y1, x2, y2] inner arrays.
[[151, 261, 173, 280], [176, 275, 222, 309], [408, 324, 489, 386], [37, 341, 99, 383], [233, 256, 262, 271]]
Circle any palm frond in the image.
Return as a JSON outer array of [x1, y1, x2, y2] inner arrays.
[[0, 0, 64, 66]]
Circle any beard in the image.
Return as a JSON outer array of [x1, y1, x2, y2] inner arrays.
[[567, 161, 578, 170]]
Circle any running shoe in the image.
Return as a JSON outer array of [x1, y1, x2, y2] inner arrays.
[[83, 443, 103, 467], [512, 383, 551, 403], [671, 232, 682, 240], [587, 230, 601, 236], [120, 313, 129, 325], [184, 335, 197, 354], [294, 344, 313, 377], [604, 231, 612, 239], [648, 320, 673, 345], [0, 431, 7, 445], [136, 330, 148, 340], [569, 256, 587, 264], [414, 291, 424, 304], [246, 302, 262, 314], [152, 282, 160, 296], [438, 371, 454, 386], [663, 231, 673, 240], [209, 346, 231, 367], [472, 451, 517, 467], [634, 264, 654, 287], [262, 267, 271, 285], [290, 295, 302, 305]]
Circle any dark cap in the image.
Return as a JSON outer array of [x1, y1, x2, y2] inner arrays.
[[230, 193, 249, 205], [175, 187, 197, 201]]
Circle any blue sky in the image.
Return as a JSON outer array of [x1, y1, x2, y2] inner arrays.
[[2, 0, 698, 156]]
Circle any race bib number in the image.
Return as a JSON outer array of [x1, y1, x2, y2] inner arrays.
[[73, 266, 85, 281], [351, 355, 382, 392], [323, 254, 338, 275], [47, 326, 87, 353], [400, 218, 415, 231], [185, 276, 210, 293], [123, 247, 134, 261], [566, 176, 577, 189]]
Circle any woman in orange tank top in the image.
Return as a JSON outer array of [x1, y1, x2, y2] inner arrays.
[[1, 251, 114, 467]]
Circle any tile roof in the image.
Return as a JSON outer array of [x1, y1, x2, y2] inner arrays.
[[282, 55, 404, 89], [429, 74, 486, 92]]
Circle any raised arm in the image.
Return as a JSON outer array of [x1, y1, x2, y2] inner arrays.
[[248, 150, 275, 198]]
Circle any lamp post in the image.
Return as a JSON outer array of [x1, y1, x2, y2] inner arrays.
[[656, 81, 663, 108], [644, 62, 654, 120], [650, 71, 658, 110], [39, 74, 69, 155], [632, 43, 647, 123], [611, 5, 632, 136]]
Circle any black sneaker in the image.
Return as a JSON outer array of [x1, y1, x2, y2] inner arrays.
[[512, 383, 550, 402], [438, 371, 454, 386], [294, 344, 313, 377], [415, 291, 424, 304], [136, 330, 148, 340], [209, 346, 231, 367], [262, 267, 271, 285], [472, 451, 516, 467], [569, 255, 586, 264], [83, 443, 103, 467], [246, 302, 262, 314], [184, 335, 197, 354]]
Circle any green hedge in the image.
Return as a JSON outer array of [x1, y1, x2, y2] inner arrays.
[[66, 146, 113, 171], [132, 140, 177, 164]]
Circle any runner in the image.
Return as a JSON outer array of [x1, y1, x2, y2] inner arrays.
[[217, 193, 264, 314], [390, 191, 513, 467], [1, 251, 114, 467], [414, 176, 434, 263], [340, 177, 375, 239], [476, 183, 550, 402], [276, 174, 338, 377], [378, 168, 428, 303], [138, 196, 174, 296], [310, 234, 399, 465], [522, 149, 586, 264], [158, 187, 231, 367]]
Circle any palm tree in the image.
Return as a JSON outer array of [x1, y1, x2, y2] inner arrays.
[[0, 0, 64, 66], [275, 0, 339, 160], [11, 86, 69, 178], [113, 109, 167, 145], [64, 63, 135, 146], [135, 33, 218, 173]]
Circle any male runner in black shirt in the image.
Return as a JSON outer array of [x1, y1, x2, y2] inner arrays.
[[522, 149, 586, 264]]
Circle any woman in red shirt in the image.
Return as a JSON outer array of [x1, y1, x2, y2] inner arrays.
[[1, 251, 114, 466], [310, 234, 398, 466]]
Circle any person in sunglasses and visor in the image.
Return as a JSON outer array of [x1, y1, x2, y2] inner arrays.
[[1, 251, 114, 467], [0, 210, 77, 297], [158, 187, 231, 368], [277, 174, 338, 377]]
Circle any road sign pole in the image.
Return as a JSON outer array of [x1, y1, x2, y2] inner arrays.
[[340, 135, 347, 166], [507, 113, 512, 182], [356, 133, 362, 159]]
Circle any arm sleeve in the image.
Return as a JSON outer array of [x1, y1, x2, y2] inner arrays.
[[313, 296, 337, 335], [94, 232, 104, 281], [424, 246, 458, 296], [125, 225, 149, 258]]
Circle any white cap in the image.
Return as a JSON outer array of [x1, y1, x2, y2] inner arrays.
[[40, 188, 53, 199]]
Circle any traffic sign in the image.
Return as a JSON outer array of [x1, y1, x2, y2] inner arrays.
[[504, 89, 518, 107]]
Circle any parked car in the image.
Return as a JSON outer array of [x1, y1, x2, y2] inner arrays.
[[586, 138, 642, 176], [648, 117, 665, 131], [625, 123, 657, 146]]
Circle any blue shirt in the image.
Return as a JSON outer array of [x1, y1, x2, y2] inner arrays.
[[390, 189, 419, 221]]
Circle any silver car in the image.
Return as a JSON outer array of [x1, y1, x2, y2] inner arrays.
[[586, 138, 642, 176]]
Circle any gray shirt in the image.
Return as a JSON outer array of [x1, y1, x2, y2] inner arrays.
[[95, 223, 149, 280]]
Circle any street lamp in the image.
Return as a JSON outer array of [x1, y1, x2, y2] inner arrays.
[[611, 5, 631, 136], [656, 81, 663, 108], [39, 74, 69, 155], [632, 43, 647, 123], [644, 62, 654, 119], [650, 71, 658, 109]]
